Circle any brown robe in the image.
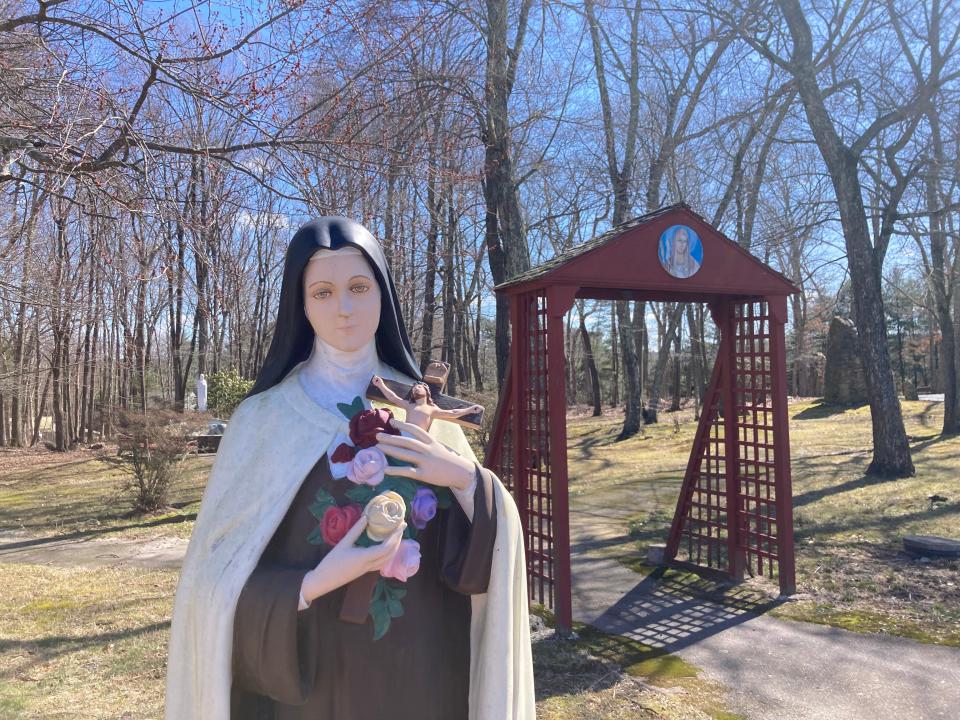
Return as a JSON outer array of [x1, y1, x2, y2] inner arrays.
[[229, 455, 497, 720]]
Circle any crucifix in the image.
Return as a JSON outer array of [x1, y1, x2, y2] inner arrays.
[[365, 360, 484, 430]]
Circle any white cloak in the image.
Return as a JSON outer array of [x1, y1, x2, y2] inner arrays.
[[164, 362, 535, 719]]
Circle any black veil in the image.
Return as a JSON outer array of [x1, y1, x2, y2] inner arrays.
[[248, 217, 421, 397]]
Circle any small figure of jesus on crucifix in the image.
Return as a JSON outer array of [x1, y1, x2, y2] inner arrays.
[[370, 373, 483, 432]]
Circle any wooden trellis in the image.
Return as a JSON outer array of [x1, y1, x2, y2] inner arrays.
[[485, 204, 797, 633]]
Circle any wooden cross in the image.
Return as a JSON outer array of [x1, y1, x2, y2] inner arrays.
[[364, 362, 484, 430]]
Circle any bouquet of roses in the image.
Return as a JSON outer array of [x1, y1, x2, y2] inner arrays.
[[306, 396, 453, 639]]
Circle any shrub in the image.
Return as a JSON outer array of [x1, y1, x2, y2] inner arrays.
[[207, 369, 254, 417], [115, 410, 187, 513]]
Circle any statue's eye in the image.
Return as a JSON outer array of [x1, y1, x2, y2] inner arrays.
[[351, 284, 369, 294], [314, 289, 332, 299]]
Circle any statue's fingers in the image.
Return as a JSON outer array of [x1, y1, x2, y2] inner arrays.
[[375, 443, 421, 464], [342, 515, 368, 544], [379, 464, 420, 479], [376, 433, 426, 452]]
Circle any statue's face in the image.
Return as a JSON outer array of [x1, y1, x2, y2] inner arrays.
[[412, 383, 428, 401], [302, 251, 381, 352], [674, 228, 689, 256]]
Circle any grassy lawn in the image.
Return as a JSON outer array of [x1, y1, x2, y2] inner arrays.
[[0, 563, 175, 719], [565, 398, 960, 646], [0, 447, 212, 541]]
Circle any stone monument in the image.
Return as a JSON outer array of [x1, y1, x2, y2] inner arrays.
[[823, 316, 868, 405]]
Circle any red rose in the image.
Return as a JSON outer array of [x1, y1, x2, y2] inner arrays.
[[349, 408, 399, 449], [320, 504, 363, 545], [331, 443, 357, 463]]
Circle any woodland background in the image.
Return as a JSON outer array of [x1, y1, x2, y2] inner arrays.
[[1, 0, 958, 478]]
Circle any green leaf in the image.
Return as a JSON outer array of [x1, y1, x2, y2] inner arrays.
[[380, 476, 417, 505], [387, 599, 404, 618], [386, 455, 413, 468], [370, 601, 391, 641], [307, 487, 336, 520], [403, 524, 417, 540], [371, 577, 386, 603], [337, 395, 365, 421], [345, 484, 377, 505], [306, 525, 325, 546], [355, 532, 378, 548], [435, 487, 453, 510]]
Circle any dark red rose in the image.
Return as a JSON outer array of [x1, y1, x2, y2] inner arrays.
[[349, 407, 399, 448], [331, 442, 357, 463], [320, 503, 363, 545]]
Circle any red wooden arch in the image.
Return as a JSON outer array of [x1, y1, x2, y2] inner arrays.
[[484, 204, 798, 633]]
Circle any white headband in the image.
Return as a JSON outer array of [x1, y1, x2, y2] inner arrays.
[[308, 246, 365, 262]]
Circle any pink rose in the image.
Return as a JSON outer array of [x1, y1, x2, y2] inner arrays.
[[320, 504, 363, 545], [347, 447, 388, 486], [380, 539, 421, 582]]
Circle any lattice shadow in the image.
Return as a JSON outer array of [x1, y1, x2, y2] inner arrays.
[[589, 569, 782, 654]]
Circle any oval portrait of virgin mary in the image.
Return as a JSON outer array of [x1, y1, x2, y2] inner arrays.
[[658, 224, 703, 279]]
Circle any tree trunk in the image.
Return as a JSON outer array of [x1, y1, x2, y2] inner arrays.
[[441, 188, 458, 394], [670, 320, 682, 411], [616, 301, 642, 438], [483, 0, 533, 389], [610, 302, 619, 406], [779, 0, 913, 476], [578, 303, 602, 416], [419, 174, 439, 371], [646, 303, 684, 422]]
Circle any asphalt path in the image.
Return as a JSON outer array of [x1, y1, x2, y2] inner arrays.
[[569, 503, 960, 720]]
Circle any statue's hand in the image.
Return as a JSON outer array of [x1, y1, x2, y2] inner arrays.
[[300, 515, 405, 603], [376, 418, 474, 492]]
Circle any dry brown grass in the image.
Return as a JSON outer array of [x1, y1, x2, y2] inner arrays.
[[0, 563, 175, 719]]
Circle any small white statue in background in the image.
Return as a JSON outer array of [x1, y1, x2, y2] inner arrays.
[[197, 373, 208, 412]]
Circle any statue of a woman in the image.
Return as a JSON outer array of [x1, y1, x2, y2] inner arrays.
[[164, 218, 534, 720]]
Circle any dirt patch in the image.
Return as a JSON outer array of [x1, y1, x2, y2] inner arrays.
[[0, 530, 188, 570]]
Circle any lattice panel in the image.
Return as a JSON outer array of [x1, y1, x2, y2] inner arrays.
[[733, 301, 780, 579], [666, 350, 729, 571], [517, 291, 554, 608]]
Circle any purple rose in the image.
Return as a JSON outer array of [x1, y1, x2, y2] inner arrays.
[[410, 486, 438, 530], [380, 539, 421, 582], [347, 447, 388, 486]]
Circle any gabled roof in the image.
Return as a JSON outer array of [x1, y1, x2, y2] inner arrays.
[[496, 203, 798, 298]]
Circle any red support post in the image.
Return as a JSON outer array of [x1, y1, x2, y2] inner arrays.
[[546, 286, 575, 634], [769, 296, 797, 595], [720, 301, 745, 580], [509, 297, 529, 556]]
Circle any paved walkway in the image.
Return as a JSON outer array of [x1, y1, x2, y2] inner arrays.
[[569, 494, 960, 720]]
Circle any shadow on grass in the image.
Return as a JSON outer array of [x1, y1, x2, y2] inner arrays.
[[0, 512, 197, 551], [0, 621, 171, 679], [808, 500, 959, 538], [792, 402, 862, 420], [917, 401, 943, 429]]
